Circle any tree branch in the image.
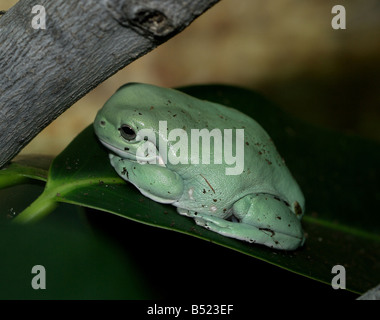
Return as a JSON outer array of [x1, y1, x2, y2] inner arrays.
[[0, 0, 219, 168]]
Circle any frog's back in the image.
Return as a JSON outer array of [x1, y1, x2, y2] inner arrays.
[[178, 97, 305, 216]]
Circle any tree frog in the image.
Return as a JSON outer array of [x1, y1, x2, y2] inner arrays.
[[94, 83, 305, 250]]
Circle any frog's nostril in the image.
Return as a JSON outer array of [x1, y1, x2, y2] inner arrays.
[[100, 120, 106, 126]]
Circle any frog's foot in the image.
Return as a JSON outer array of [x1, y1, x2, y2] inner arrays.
[[109, 154, 184, 204], [192, 213, 267, 243], [193, 194, 305, 251]]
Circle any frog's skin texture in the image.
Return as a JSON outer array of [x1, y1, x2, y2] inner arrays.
[[94, 83, 305, 250]]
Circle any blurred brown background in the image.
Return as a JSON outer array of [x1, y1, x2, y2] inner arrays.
[[3, 0, 380, 156]]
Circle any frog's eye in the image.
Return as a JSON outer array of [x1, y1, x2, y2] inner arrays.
[[119, 124, 136, 141]]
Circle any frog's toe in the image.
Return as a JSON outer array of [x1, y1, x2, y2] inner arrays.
[[177, 208, 191, 217], [196, 214, 229, 228], [192, 214, 232, 233], [109, 153, 122, 166], [194, 217, 207, 227]]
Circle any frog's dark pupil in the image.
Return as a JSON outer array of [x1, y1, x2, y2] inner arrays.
[[119, 125, 136, 140]]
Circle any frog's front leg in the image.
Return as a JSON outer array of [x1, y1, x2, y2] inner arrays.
[[194, 194, 305, 250], [109, 154, 184, 204]]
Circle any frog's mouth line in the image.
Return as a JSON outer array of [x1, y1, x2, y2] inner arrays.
[[99, 139, 165, 166]]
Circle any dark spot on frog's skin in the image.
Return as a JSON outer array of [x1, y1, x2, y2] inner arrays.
[[258, 151, 262, 155], [150, 106, 154, 110], [194, 212, 198, 215], [202, 189, 206, 194], [173, 114, 177, 117], [265, 159, 272, 165], [223, 208, 227, 213], [276, 216, 282, 220], [139, 112, 142, 115], [124, 147, 130, 151], [213, 199, 217, 202], [294, 201, 303, 216]]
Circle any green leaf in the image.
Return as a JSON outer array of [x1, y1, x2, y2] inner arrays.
[[12, 85, 380, 294], [0, 155, 51, 189], [0, 183, 153, 299]]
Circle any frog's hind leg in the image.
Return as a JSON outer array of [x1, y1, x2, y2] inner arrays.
[[194, 194, 305, 250]]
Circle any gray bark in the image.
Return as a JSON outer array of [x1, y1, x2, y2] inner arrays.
[[0, 0, 219, 168], [357, 284, 380, 300]]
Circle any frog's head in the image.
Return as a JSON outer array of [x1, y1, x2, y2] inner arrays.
[[94, 83, 191, 165]]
